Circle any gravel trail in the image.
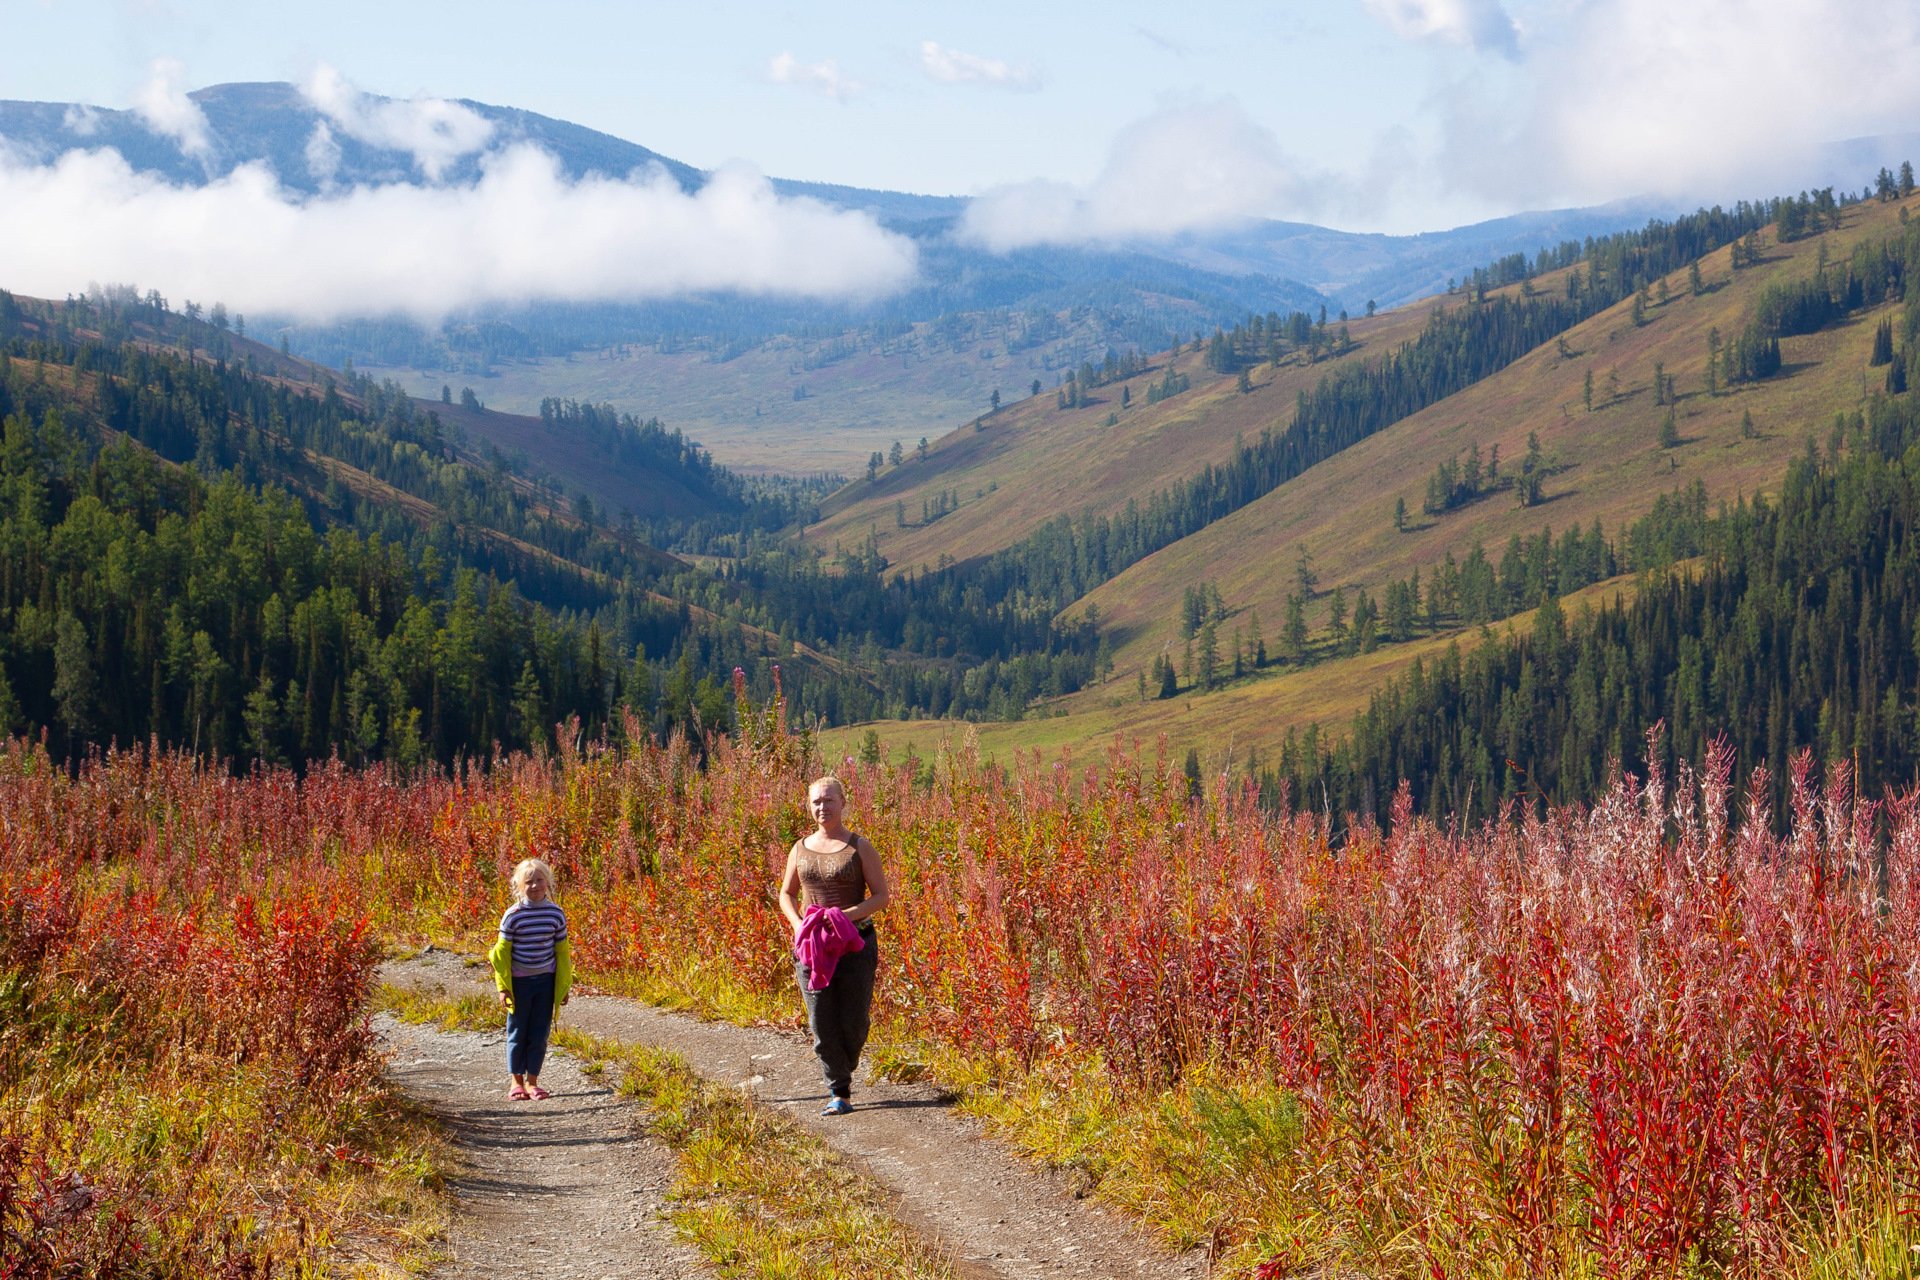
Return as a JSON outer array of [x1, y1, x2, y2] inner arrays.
[[383, 951, 1203, 1280], [378, 1011, 705, 1278]]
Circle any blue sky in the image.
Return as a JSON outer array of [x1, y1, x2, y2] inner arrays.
[[5, 2, 1441, 209], [9, 0, 1920, 233], [6, 0, 1920, 316]]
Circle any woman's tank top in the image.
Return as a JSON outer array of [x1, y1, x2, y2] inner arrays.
[[796, 835, 867, 913]]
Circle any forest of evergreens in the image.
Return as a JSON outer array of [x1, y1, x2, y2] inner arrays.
[[1262, 396, 1920, 827], [9, 176, 1920, 774]]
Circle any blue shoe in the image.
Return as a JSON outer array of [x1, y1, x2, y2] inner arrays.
[[821, 1097, 853, 1116]]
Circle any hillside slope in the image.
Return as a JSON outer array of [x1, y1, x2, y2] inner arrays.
[[1077, 197, 1911, 677], [800, 306, 1423, 569], [849, 191, 1920, 762], [363, 302, 1245, 478]]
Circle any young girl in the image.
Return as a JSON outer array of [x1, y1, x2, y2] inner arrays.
[[490, 858, 572, 1101], [778, 776, 890, 1115]]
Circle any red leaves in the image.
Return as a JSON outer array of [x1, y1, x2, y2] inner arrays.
[[17, 726, 1920, 1271]]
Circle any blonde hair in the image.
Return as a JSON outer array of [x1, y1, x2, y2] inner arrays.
[[808, 775, 847, 801], [511, 858, 556, 902]]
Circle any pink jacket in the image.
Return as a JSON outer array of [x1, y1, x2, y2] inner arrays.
[[794, 905, 864, 990]]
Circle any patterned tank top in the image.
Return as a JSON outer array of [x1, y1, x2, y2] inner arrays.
[[796, 834, 867, 913]]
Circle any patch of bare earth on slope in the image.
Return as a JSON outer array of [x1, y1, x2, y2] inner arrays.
[[383, 951, 1205, 1280]]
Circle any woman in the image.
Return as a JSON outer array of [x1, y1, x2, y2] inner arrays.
[[778, 775, 890, 1115]]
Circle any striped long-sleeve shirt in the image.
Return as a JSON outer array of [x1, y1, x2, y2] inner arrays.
[[499, 900, 569, 977]]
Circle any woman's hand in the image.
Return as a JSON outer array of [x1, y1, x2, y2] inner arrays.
[[497, 990, 512, 1010]]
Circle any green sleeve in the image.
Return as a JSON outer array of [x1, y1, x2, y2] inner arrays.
[[489, 934, 513, 992], [555, 937, 573, 1005]]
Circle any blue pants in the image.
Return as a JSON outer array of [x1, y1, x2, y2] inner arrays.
[[507, 971, 556, 1077]]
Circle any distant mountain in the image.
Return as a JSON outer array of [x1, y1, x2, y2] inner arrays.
[[10, 81, 1902, 359]]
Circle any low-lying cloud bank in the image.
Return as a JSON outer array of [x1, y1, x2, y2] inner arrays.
[[0, 144, 917, 320], [961, 98, 1327, 250]]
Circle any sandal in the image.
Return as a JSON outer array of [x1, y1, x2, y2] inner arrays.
[[509, 1085, 531, 1101], [528, 1085, 552, 1100]]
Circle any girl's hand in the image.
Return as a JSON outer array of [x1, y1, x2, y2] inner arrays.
[[497, 990, 511, 1010], [560, 994, 570, 1007]]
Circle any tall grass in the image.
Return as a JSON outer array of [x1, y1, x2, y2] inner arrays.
[[10, 702, 1920, 1276]]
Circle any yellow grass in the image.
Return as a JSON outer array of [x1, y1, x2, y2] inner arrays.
[[1070, 198, 1919, 687], [801, 307, 1429, 574]]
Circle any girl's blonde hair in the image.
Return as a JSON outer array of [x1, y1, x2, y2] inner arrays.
[[511, 858, 556, 902], [808, 775, 847, 801]]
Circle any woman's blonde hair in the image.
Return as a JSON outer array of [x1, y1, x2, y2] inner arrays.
[[808, 775, 847, 801], [511, 858, 556, 901]]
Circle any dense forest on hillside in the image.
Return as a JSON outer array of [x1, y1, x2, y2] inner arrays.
[[7, 174, 1917, 771], [1261, 393, 1920, 828], [0, 292, 1110, 762]]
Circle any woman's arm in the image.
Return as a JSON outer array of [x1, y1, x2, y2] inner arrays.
[[777, 844, 806, 935], [842, 836, 891, 925]]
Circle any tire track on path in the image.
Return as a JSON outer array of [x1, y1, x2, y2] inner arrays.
[[384, 951, 1204, 1280]]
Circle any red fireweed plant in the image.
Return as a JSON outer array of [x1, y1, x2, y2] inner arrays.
[[9, 714, 1920, 1276]]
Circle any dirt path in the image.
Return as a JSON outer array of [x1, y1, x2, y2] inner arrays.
[[378, 1012, 705, 1278], [384, 951, 1204, 1280]]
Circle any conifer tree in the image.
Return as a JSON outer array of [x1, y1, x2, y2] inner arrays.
[[1583, 368, 1594, 411], [1659, 408, 1680, 449], [1282, 594, 1308, 665], [1394, 496, 1407, 532], [1689, 260, 1704, 295]]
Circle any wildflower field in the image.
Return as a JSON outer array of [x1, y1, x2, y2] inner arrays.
[[9, 693, 1920, 1278]]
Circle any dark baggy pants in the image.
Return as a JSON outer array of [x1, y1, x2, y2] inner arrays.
[[508, 971, 556, 1077], [795, 925, 878, 1098]]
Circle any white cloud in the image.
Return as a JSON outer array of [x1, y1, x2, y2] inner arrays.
[[61, 104, 100, 137], [0, 145, 917, 320], [132, 59, 212, 159], [1367, 0, 1920, 210], [304, 122, 342, 186], [919, 42, 1039, 91], [962, 99, 1326, 249], [300, 64, 494, 181], [768, 52, 863, 102], [1361, 0, 1518, 56]]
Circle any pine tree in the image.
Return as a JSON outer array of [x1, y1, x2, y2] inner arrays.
[[889, 440, 904, 467], [1248, 609, 1265, 668], [1741, 409, 1759, 440], [1327, 586, 1349, 644], [1689, 260, 1704, 295], [1282, 594, 1308, 665], [1872, 318, 1895, 367], [1583, 369, 1594, 412], [1196, 623, 1219, 691], [1903, 161, 1916, 199], [1394, 496, 1407, 532], [1659, 407, 1680, 449], [1295, 547, 1318, 600]]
